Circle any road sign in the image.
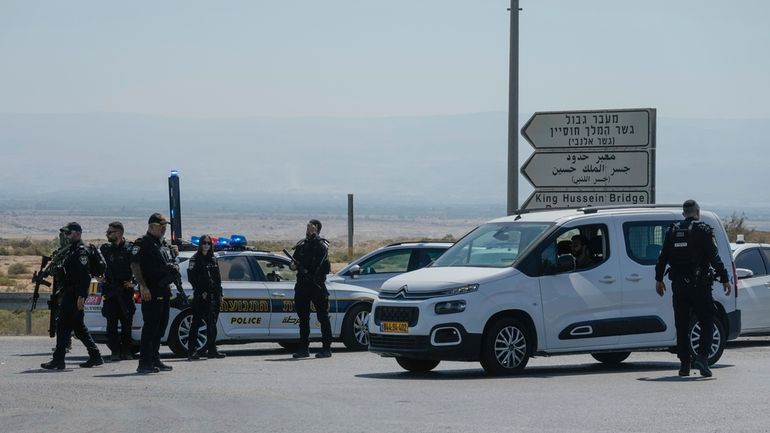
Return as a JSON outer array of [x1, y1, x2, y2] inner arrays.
[[521, 108, 653, 149], [521, 190, 650, 210], [520, 150, 650, 188]]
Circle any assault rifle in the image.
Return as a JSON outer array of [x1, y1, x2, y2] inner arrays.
[[31, 245, 71, 338], [166, 244, 190, 310]]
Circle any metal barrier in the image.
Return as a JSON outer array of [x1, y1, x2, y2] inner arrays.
[[0, 292, 51, 335]]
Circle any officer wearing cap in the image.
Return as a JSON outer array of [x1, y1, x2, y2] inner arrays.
[[289, 219, 333, 359], [130, 213, 178, 374], [655, 200, 732, 377], [41, 222, 104, 370], [99, 221, 136, 362]]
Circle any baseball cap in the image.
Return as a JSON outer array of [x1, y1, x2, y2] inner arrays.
[[148, 213, 170, 225], [60, 222, 82, 233]]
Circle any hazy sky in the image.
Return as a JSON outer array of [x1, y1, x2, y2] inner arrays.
[[2, 0, 769, 119]]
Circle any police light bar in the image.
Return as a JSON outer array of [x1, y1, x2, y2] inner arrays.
[[191, 236, 201, 246], [230, 234, 247, 246], [189, 235, 248, 249], [216, 237, 230, 247]]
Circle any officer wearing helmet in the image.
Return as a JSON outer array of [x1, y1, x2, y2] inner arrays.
[[655, 200, 732, 378]]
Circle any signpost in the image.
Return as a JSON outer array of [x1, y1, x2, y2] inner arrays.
[[520, 108, 655, 210]]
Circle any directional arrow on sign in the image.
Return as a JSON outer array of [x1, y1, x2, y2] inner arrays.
[[520, 150, 650, 188], [521, 109, 653, 149]]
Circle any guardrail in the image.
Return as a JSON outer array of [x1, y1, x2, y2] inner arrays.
[[0, 292, 51, 335]]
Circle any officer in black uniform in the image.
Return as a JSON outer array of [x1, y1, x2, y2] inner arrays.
[[131, 213, 178, 374], [186, 234, 225, 360], [99, 221, 136, 362], [655, 200, 732, 377], [41, 222, 104, 370], [290, 219, 333, 359]]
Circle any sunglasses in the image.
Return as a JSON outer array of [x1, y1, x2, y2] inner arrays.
[[200, 242, 212, 245]]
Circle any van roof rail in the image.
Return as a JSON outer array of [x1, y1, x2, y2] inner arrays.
[[577, 204, 682, 214]]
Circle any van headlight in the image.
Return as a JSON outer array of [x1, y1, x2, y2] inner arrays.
[[435, 300, 467, 315], [441, 283, 479, 296]]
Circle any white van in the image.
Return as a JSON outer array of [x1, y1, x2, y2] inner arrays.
[[368, 205, 740, 375]]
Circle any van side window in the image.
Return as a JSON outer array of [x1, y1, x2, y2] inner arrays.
[[538, 224, 610, 274], [735, 248, 767, 277], [622, 221, 674, 265]]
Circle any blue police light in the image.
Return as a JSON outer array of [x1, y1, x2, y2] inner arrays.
[[216, 237, 231, 247], [191, 236, 200, 246], [230, 234, 247, 246], [170, 170, 179, 177]]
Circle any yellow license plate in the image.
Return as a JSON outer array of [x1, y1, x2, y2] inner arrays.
[[382, 321, 409, 333]]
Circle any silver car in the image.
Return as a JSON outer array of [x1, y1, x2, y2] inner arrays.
[[328, 242, 452, 291], [732, 241, 770, 334], [84, 250, 376, 356]]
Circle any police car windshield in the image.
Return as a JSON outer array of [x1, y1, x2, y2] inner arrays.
[[433, 222, 551, 268]]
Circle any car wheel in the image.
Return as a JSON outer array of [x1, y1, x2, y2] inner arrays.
[[341, 303, 371, 351], [689, 317, 726, 366], [278, 342, 300, 352], [591, 352, 631, 365], [395, 357, 440, 372], [168, 310, 207, 357], [480, 317, 531, 376]]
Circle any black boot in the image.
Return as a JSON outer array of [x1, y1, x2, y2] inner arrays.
[[208, 347, 226, 359], [153, 360, 173, 371], [80, 356, 104, 368], [41, 359, 65, 370], [292, 349, 310, 359], [693, 355, 712, 377], [678, 361, 690, 377], [188, 350, 200, 361]]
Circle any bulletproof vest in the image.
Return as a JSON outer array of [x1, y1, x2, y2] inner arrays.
[[668, 221, 701, 267]]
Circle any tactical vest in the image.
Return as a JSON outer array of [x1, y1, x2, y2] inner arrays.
[[668, 221, 698, 267]]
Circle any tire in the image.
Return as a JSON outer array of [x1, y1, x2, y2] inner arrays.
[[278, 342, 300, 352], [167, 310, 208, 358], [341, 303, 371, 351], [395, 357, 440, 372], [689, 317, 726, 366], [480, 317, 531, 376], [591, 351, 631, 365]]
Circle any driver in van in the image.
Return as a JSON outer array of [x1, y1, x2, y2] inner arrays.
[[570, 235, 594, 268]]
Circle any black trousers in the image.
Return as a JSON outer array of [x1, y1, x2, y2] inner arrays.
[[672, 280, 715, 363], [294, 281, 332, 350], [139, 298, 169, 366], [188, 294, 220, 354], [103, 291, 135, 354], [53, 295, 100, 362]]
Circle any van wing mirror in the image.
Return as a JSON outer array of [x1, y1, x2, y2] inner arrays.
[[349, 264, 361, 278], [736, 268, 754, 279], [556, 254, 576, 273]]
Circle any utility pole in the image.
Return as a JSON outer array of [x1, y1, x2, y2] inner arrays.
[[507, 0, 520, 215]]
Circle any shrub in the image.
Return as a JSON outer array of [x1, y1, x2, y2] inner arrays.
[[7, 263, 30, 275]]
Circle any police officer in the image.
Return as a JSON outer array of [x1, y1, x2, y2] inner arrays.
[[186, 234, 225, 360], [290, 219, 333, 359], [99, 221, 136, 362], [131, 213, 178, 374], [655, 200, 732, 377], [41, 222, 103, 370]]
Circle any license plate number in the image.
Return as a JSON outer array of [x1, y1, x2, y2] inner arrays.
[[382, 321, 409, 333]]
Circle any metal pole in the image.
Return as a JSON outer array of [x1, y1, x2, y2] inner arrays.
[[507, 0, 520, 215], [26, 310, 31, 335], [347, 194, 354, 259]]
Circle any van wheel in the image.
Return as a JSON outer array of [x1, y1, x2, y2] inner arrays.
[[342, 303, 371, 351], [168, 310, 207, 358], [480, 317, 531, 376], [591, 352, 631, 365], [689, 317, 725, 365], [395, 357, 440, 372]]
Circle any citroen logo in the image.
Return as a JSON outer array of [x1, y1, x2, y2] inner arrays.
[[395, 285, 408, 299]]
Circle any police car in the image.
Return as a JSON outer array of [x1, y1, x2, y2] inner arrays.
[[84, 237, 377, 356], [368, 205, 740, 375], [731, 238, 770, 335]]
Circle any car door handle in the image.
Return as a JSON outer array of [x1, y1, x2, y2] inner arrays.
[[271, 293, 287, 298], [599, 276, 616, 284], [625, 274, 643, 282]]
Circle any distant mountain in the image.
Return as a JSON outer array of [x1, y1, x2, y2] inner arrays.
[[1, 112, 768, 215]]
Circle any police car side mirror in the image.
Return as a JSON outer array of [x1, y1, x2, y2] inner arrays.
[[736, 268, 754, 279], [349, 264, 361, 278], [556, 254, 576, 273]]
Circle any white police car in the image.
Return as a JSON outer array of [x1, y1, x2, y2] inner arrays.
[[84, 239, 376, 356], [368, 205, 740, 375], [731, 238, 770, 335], [328, 241, 452, 291]]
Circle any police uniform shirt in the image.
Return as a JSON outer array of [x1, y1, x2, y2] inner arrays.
[[131, 233, 174, 298], [292, 236, 331, 282], [187, 254, 222, 297], [100, 240, 134, 293], [61, 241, 92, 299], [655, 217, 729, 283]]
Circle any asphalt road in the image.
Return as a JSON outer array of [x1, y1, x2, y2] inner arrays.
[[2, 337, 770, 433]]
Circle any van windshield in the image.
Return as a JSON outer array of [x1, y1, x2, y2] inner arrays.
[[433, 222, 551, 268]]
